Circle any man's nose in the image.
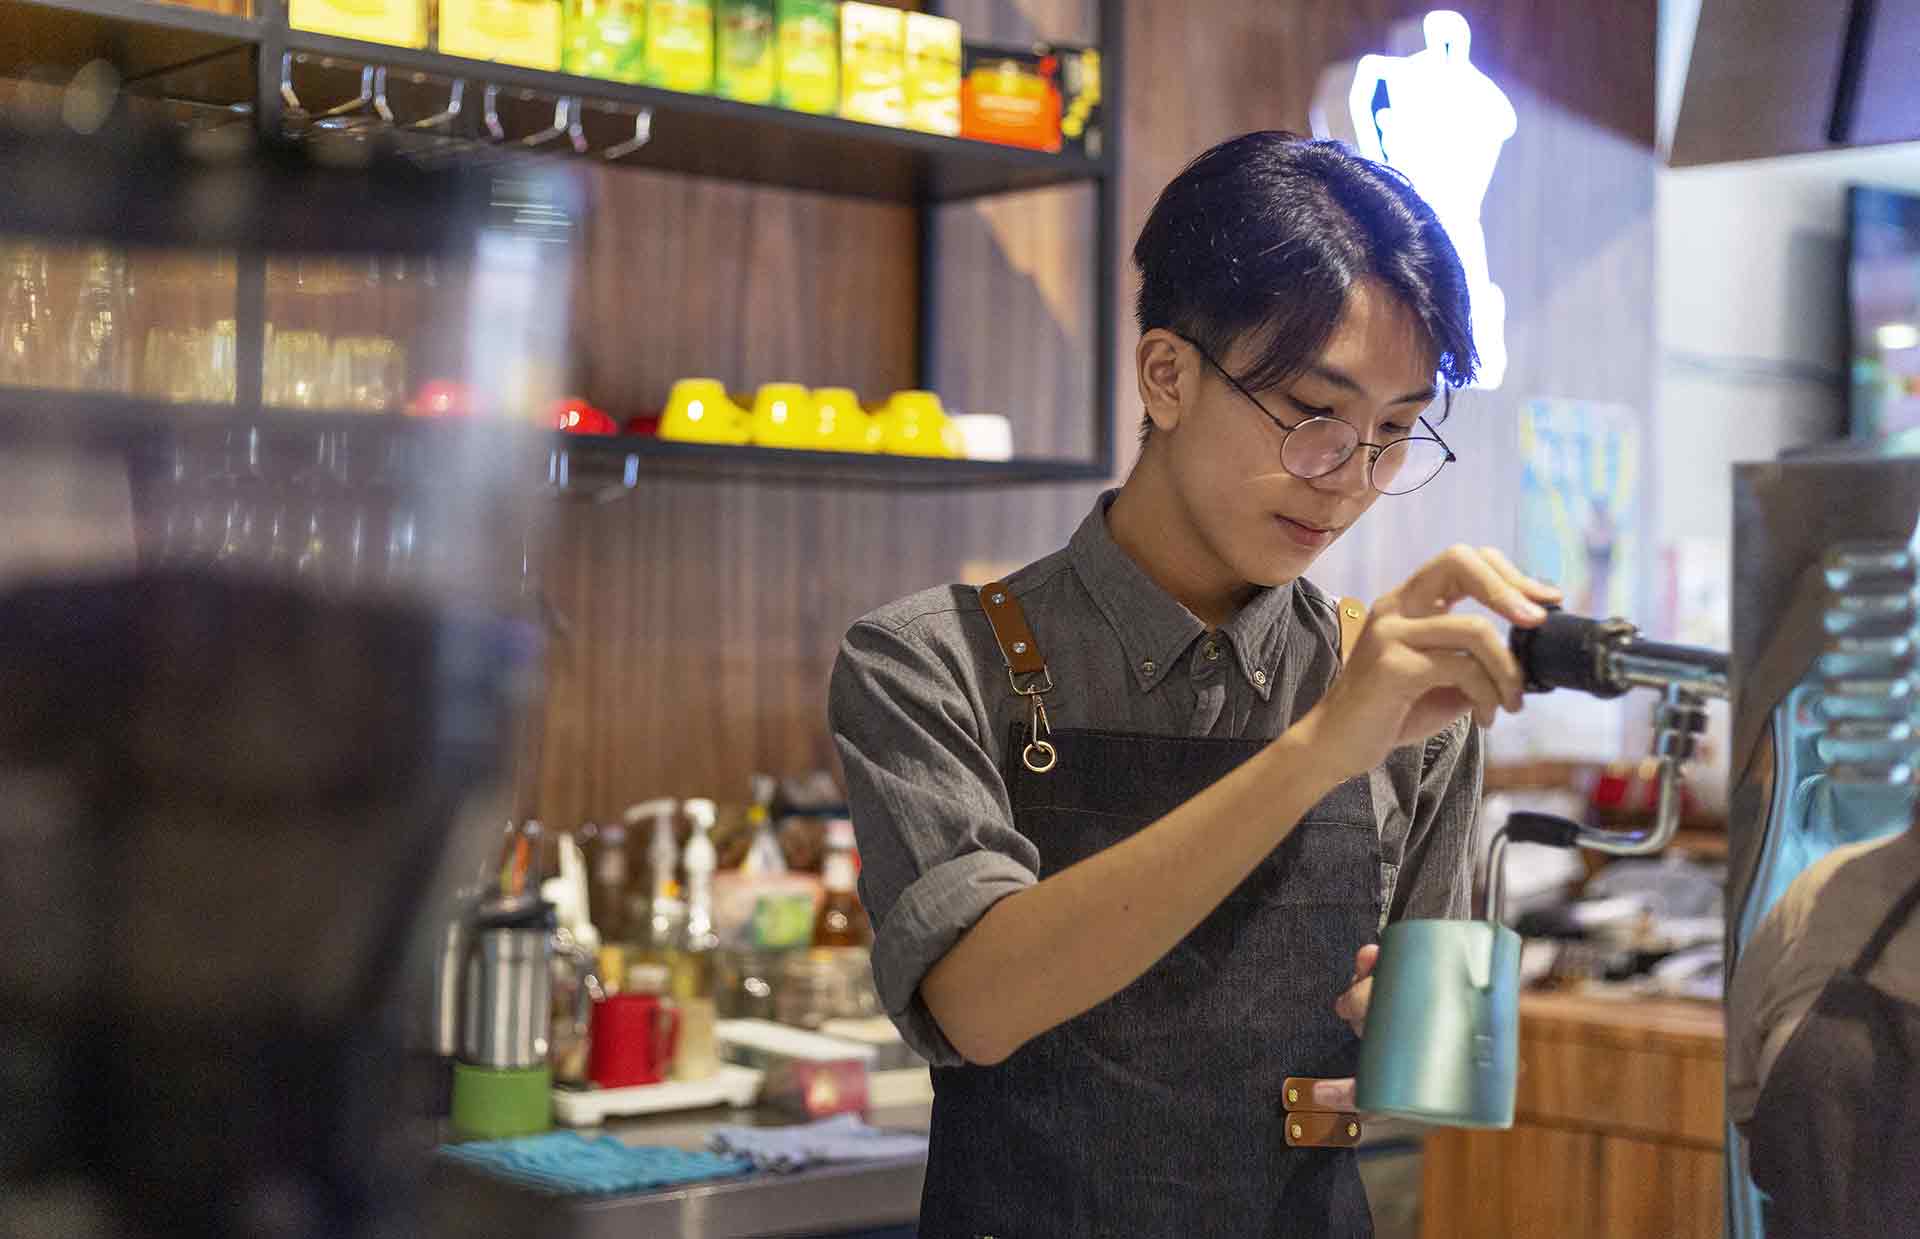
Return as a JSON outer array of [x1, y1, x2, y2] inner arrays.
[[1314, 446, 1372, 496]]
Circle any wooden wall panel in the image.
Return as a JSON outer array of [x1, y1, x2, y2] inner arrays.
[[528, 0, 1660, 824]]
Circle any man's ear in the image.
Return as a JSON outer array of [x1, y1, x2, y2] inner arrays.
[[1136, 329, 1193, 436]]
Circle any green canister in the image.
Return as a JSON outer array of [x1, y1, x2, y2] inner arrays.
[[715, 0, 775, 103], [773, 0, 836, 113], [563, 0, 645, 82]]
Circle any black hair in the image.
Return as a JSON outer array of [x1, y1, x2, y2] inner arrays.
[[1133, 131, 1475, 442]]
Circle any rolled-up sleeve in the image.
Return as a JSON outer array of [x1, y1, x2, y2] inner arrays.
[[829, 618, 1039, 1065], [1391, 716, 1482, 922]]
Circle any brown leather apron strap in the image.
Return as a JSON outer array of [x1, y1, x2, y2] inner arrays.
[[978, 581, 1057, 774], [979, 581, 1049, 682], [1282, 1110, 1363, 1148], [1281, 1076, 1362, 1147], [1338, 597, 1367, 664]]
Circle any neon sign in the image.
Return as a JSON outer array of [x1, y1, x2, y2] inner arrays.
[[1312, 10, 1516, 389]]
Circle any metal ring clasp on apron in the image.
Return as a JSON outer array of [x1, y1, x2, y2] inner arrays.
[[1009, 666, 1057, 774], [1024, 696, 1057, 773]]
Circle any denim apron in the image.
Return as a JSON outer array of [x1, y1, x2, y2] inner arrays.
[[917, 586, 1381, 1237], [1745, 869, 1920, 1237]]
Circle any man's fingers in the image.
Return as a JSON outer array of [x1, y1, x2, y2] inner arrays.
[[1394, 615, 1525, 711], [1392, 545, 1552, 625], [1477, 545, 1562, 604], [1395, 645, 1507, 725], [1335, 975, 1373, 1026]]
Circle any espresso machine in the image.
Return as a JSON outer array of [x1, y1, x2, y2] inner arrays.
[[0, 106, 574, 1238], [1723, 451, 1920, 1239]]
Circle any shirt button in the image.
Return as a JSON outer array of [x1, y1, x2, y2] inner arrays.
[[1254, 668, 1268, 686], [1142, 659, 1156, 676], [1203, 641, 1221, 662]]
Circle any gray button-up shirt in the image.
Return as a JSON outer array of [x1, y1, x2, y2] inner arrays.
[[829, 493, 1482, 1065]]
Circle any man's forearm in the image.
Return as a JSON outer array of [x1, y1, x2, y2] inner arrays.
[[920, 718, 1342, 1065]]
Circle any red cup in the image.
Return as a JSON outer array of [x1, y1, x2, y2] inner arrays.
[[588, 994, 681, 1088]]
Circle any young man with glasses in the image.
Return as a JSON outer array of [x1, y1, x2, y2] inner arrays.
[[830, 132, 1558, 1238]]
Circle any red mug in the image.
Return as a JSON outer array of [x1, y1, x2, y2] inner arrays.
[[588, 993, 681, 1088]]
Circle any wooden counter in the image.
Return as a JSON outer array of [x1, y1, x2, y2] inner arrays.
[[1422, 991, 1725, 1239]]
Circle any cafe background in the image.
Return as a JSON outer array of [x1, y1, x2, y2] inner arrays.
[[7, 0, 1918, 1235], [533, 0, 1662, 818]]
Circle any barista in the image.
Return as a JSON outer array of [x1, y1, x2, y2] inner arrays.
[[1728, 810, 1920, 1235], [829, 132, 1555, 1238]]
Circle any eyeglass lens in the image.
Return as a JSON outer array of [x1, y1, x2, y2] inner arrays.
[[1280, 417, 1451, 495]]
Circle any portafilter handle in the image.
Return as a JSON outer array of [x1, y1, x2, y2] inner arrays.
[[1510, 605, 1730, 701]]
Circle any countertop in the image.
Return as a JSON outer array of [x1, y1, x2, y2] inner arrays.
[[426, 1093, 1428, 1239], [1519, 990, 1724, 1050], [428, 1101, 931, 1239]]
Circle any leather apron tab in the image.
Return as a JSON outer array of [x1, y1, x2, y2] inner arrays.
[[979, 581, 1056, 773], [1284, 1110, 1364, 1149], [979, 581, 1048, 680], [1338, 598, 1367, 664], [1282, 1075, 1363, 1148]]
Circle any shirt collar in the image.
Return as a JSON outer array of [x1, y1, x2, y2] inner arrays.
[[1067, 491, 1295, 699]]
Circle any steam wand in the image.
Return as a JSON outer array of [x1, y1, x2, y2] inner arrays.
[[1477, 608, 1730, 918]]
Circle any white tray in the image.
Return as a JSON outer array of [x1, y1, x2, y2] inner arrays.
[[552, 1065, 765, 1127], [868, 1066, 934, 1109]]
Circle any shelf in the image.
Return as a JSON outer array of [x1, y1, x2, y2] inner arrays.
[[558, 434, 1109, 489], [278, 31, 1107, 203], [5, 0, 258, 64], [2, 0, 257, 95], [0, 391, 1109, 490], [0, 119, 559, 253]]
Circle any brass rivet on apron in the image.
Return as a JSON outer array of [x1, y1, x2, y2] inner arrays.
[[1290, 1122, 1303, 1140], [1254, 669, 1268, 686], [1142, 659, 1155, 675], [991, 593, 1006, 605], [1013, 641, 1028, 654], [1344, 605, 1362, 619], [1347, 1122, 1359, 1139], [1286, 1086, 1298, 1104]]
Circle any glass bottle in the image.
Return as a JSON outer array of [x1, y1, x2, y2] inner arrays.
[[673, 798, 720, 1001], [671, 798, 720, 1080], [812, 818, 869, 949], [63, 247, 132, 392], [0, 245, 55, 388], [586, 817, 630, 944]]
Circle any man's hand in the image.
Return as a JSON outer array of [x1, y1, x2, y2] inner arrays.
[[1307, 944, 1382, 1114], [1335, 942, 1379, 1037], [1297, 545, 1561, 780]]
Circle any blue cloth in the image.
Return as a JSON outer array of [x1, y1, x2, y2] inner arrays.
[[707, 1114, 930, 1172], [439, 1132, 752, 1196]]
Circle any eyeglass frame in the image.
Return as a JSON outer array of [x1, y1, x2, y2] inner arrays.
[[1184, 337, 1458, 495]]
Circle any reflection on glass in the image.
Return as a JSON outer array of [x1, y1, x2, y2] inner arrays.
[[331, 335, 406, 411], [207, 319, 238, 402], [265, 329, 333, 408], [0, 245, 55, 387], [142, 328, 210, 403], [63, 248, 133, 392]]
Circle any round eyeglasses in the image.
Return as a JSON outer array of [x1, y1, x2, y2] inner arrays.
[[1191, 343, 1457, 496]]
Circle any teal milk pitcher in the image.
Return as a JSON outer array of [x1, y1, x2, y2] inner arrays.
[[1355, 812, 1578, 1127]]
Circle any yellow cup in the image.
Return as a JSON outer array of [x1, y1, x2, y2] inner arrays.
[[811, 387, 878, 453], [879, 389, 961, 457], [660, 378, 751, 445], [749, 382, 821, 450]]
